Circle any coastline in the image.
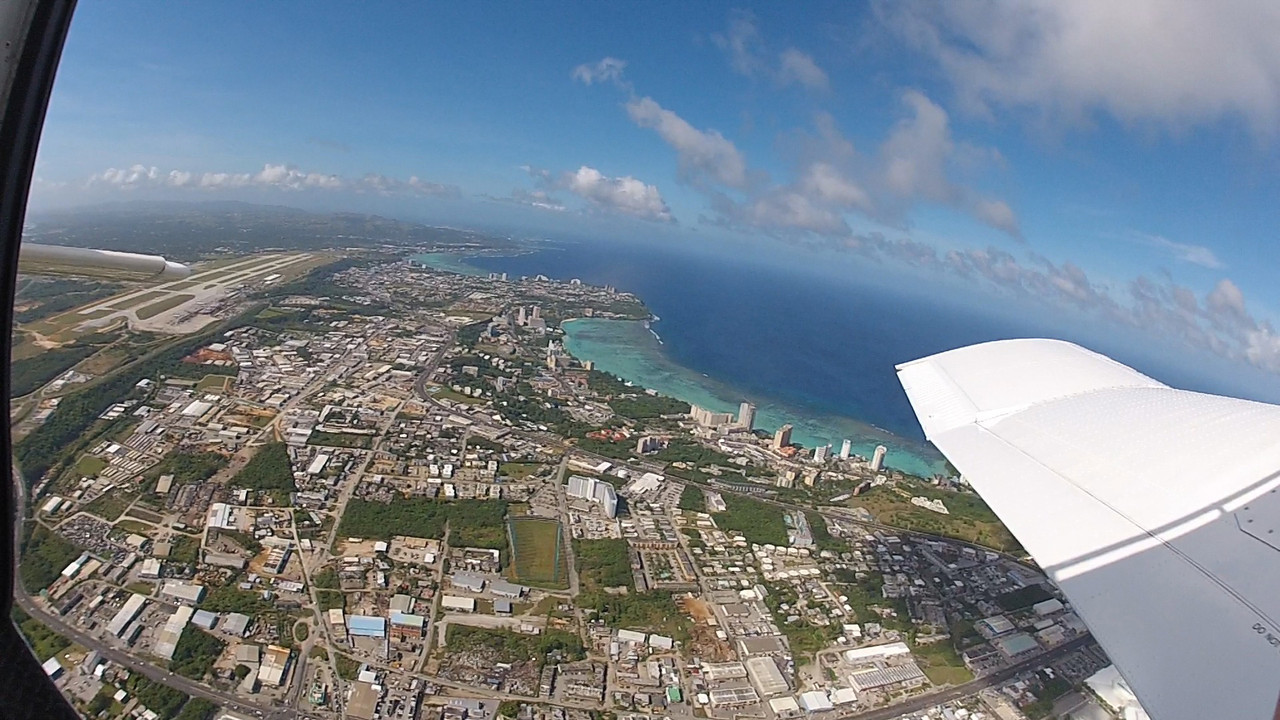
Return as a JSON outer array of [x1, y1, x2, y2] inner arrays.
[[560, 316, 943, 477], [413, 251, 945, 477]]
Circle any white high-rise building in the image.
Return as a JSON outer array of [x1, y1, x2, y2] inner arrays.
[[530, 306, 541, 319], [870, 445, 887, 472], [516, 306, 527, 325], [567, 474, 617, 519], [772, 424, 793, 450], [814, 444, 831, 463], [738, 402, 756, 431], [839, 439, 852, 460]]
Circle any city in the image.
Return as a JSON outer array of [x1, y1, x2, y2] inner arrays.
[[12, 247, 1137, 720]]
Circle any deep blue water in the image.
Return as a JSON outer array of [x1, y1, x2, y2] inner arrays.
[[468, 243, 1062, 442]]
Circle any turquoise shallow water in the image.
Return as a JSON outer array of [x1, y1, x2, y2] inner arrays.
[[562, 317, 944, 477], [413, 251, 944, 477], [411, 252, 490, 276]]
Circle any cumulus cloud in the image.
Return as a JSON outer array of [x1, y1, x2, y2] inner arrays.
[[85, 163, 458, 198], [572, 57, 628, 87], [562, 166, 672, 221], [518, 164, 671, 221], [625, 96, 750, 188], [887, 0, 1280, 134]]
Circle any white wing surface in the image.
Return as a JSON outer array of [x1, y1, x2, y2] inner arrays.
[[18, 243, 190, 281], [897, 339, 1280, 720]]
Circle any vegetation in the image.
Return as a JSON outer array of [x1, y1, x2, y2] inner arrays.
[[653, 439, 735, 468], [579, 590, 689, 641], [15, 323, 233, 481], [230, 442, 295, 491], [715, 494, 788, 546], [174, 699, 218, 720], [307, 431, 373, 449], [1023, 676, 1073, 719], [312, 566, 340, 589], [200, 583, 269, 614], [337, 497, 507, 548], [508, 518, 567, 588], [806, 512, 846, 553], [912, 636, 974, 685], [146, 451, 227, 486], [334, 653, 361, 680], [127, 675, 189, 719], [15, 278, 122, 323], [446, 625, 584, 667], [499, 700, 521, 718], [574, 539, 633, 591], [851, 482, 1020, 552], [609, 395, 690, 419], [677, 484, 706, 512], [19, 524, 82, 593], [10, 344, 99, 397], [11, 606, 70, 661], [586, 370, 631, 396], [575, 437, 634, 460], [170, 626, 226, 680], [317, 590, 346, 611]]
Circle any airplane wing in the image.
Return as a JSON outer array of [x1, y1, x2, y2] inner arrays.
[[896, 339, 1280, 720], [18, 242, 190, 281]]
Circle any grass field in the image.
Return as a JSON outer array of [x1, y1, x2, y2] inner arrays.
[[508, 517, 568, 589], [75, 455, 108, 477], [500, 462, 546, 480], [136, 293, 195, 319], [107, 290, 166, 311], [196, 374, 235, 393]]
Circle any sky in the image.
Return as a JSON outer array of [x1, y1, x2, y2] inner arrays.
[[27, 1, 1280, 380]]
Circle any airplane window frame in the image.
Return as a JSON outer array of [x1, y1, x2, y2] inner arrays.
[[1, 1, 86, 718]]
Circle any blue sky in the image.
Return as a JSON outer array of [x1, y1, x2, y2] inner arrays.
[[29, 1, 1280, 377]]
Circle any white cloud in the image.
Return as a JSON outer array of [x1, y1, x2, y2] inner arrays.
[[1122, 231, 1224, 269], [778, 49, 829, 91], [562, 166, 672, 221], [736, 94, 1019, 238], [973, 199, 1021, 239], [711, 10, 763, 77], [888, 0, 1280, 134], [85, 163, 457, 197], [572, 57, 627, 87], [798, 163, 874, 214], [625, 96, 749, 188], [712, 12, 829, 92]]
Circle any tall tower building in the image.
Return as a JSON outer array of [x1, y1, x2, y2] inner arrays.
[[813, 444, 830, 463], [870, 445, 887, 472], [738, 402, 756, 431], [772, 424, 793, 450], [516, 306, 527, 325], [839, 439, 852, 460], [530, 306, 541, 319]]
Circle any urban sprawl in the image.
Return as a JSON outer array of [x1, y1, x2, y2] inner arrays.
[[11, 249, 1140, 720]]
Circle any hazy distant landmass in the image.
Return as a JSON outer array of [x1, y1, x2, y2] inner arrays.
[[23, 200, 515, 261]]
